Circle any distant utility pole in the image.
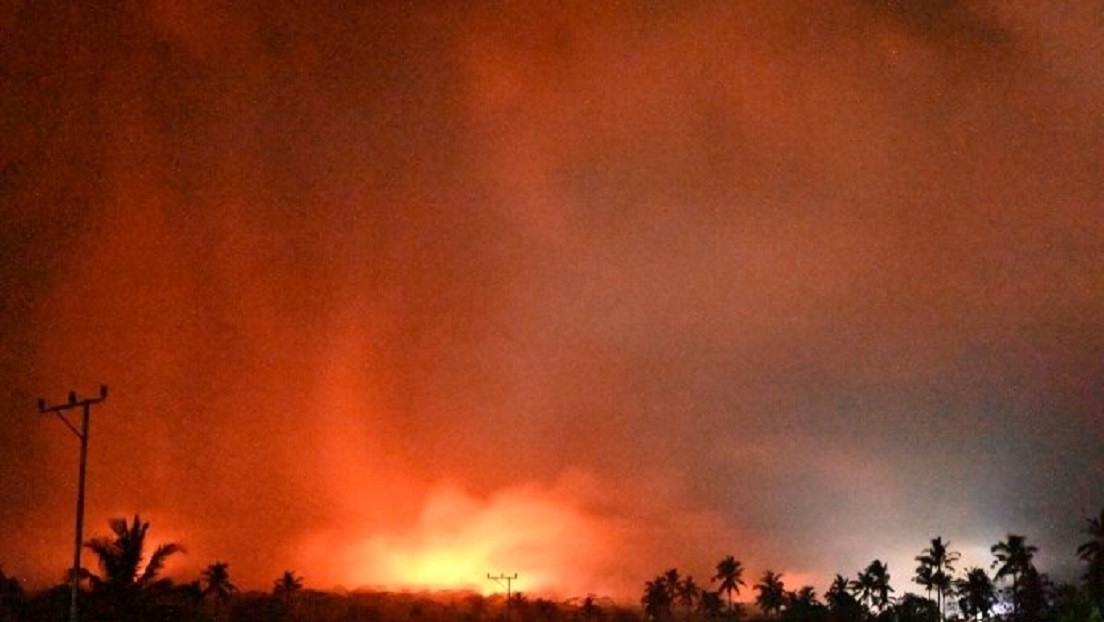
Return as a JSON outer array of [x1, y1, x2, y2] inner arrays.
[[487, 573, 519, 622], [38, 385, 108, 622]]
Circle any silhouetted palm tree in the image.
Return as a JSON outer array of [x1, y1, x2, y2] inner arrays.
[[991, 534, 1037, 617], [1078, 508, 1104, 608], [675, 575, 701, 621], [913, 563, 934, 603], [826, 575, 850, 608], [954, 567, 996, 621], [851, 560, 893, 615], [754, 570, 785, 618], [916, 537, 959, 621], [712, 556, 746, 613], [826, 574, 862, 622], [867, 560, 894, 613], [849, 569, 875, 614], [84, 515, 183, 591], [643, 577, 673, 622], [273, 570, 303, 608], [201, 561, 236, 618], [83, 515, 183, 620]]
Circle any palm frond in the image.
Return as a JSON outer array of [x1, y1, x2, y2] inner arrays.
[[139, 542, 184, 586]]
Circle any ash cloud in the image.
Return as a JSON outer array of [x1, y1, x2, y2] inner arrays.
[[1, 1, 1102, 598]]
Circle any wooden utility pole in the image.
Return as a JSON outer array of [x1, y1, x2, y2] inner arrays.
[[487, 573, 519, 622], [39, 385, 108, 622]]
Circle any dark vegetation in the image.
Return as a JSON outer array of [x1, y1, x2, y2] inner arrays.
[[0, 509, 1101, 622], [639, 510, 1104, 622]]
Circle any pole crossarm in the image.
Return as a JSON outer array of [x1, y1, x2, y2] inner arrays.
[[38, 386, 107, 413], [487, 572, 519, 588]]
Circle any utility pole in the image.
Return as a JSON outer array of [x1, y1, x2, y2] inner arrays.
[[487, 572, 518, 622], [38, 385, 107, 622]]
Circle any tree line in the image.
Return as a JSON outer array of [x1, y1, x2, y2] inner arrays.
[[0, 509, 1101, 622], [639, 508, 1104, 622], [0, 515, 639, 622]]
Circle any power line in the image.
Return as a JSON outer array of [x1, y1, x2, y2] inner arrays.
[[38, 385, 108, 622]]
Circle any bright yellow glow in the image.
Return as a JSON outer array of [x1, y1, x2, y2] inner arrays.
[[331, 482, 609, 596], [381, 541, 499, 592]]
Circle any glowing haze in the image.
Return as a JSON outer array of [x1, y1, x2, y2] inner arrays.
[[305, 480, 616, 596], [1, 1, 1102, 601]]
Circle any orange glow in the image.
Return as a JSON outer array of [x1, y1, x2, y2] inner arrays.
[[305, 482, 615, 597]]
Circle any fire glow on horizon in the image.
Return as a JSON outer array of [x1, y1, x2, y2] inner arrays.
[[299, 483, 616, 597]]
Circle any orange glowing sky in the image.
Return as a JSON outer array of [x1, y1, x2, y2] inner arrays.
[[1, 0, 1102, 602]]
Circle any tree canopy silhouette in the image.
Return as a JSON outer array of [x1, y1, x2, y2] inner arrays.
[[711, 555, 745, 613], [954, 567, 996, 621], [991, 533, 1037, 617], [642, 576, 673, 622], [674, 574, 701, 620], [753, 570, 785, 618], [202, 560, 236, 620], [82, 515, 183, 620], [1078, 508, 1104, 608], [273, 570, 304, 606], [851, 560, 893, 615], [915, 537, 958, 621]]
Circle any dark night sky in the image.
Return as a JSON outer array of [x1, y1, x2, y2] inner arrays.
[[1, 1, 1102, 600]]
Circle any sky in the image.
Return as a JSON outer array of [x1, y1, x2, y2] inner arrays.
[[1, 0, 1102, 602]]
